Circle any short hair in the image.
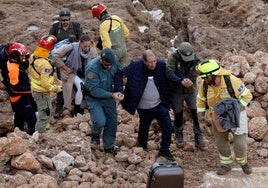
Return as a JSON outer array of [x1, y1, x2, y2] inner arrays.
[[142, 49, 155, 61]]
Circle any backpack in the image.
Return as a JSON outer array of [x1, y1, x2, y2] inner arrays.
[[203, 75, 237, 109], [48, 39, 71, 62], [51, 22, 81, 41]]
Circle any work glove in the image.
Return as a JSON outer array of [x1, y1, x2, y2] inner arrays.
[[54, 85, 62, 93]]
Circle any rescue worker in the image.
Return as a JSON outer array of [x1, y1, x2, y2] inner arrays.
[[91, 3, 129, 66], [196, 59, 253, 175], [49, 7, 83, 119], [114, 50, 186, 161], [6, 43, 36, 135], [167, 42, 208, 151], [53, 34, 98, 117], [83, 48, 123, 154], [28, 35, 62, 133]]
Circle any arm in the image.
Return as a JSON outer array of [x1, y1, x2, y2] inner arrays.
[[99, 20, 112, 49], [196, 80, 207, 113], [53, 44, 72, 73]]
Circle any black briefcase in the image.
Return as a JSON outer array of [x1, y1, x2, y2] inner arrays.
[[146, 161, 184, 188]]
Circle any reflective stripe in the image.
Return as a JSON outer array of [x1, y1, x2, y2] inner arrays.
[[197, 107, 206, 112], [239, 99, 248, 107], [236, 157, 246, 165], [219, 154, 233, 165], [197, 93, 206, 101], [10, 95, 21, 103]]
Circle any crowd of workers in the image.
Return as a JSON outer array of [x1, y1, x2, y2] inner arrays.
[[0, 3, 253, 175]]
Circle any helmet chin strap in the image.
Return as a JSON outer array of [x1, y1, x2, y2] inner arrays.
[[208, 75, 217, 86]]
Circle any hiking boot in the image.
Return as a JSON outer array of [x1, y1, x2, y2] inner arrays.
[[91, 135, 100, 150], [176, 139, 184, 148], [53, 106, 63, 119], [241, 163, 252, 175], [91, 135, 100, 145], [137, 143, 148, 151], [158, 149, 175, 161], [216, 165, 231, 175], [104, 145, 119, 154], [195, 141, 208, 151]]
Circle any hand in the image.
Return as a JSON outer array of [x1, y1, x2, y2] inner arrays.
[[112, 92, 124, 101], [181, 78, 193, 88], [54, 86, 62, 93]]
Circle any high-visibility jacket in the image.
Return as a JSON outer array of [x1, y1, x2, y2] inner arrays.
[[99, 15, 129, 62], [7, 61, 32, 103], [28, 54, 57, 96], [197, 68, 252, 113]]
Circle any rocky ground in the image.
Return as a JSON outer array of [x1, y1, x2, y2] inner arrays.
[[0, 0, 267, 187]]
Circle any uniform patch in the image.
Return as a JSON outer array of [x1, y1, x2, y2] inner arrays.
[[44, 68, 50, 74], [87, 72, 94, 79], [238, 85, 244, 92]]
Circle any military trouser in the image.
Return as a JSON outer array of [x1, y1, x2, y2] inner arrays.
[[211, 110, 248, 166], [32, 91, 52, 133], [86, 97, 117, 150]]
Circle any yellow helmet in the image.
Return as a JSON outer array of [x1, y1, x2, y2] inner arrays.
[[197, 59, 221, 78]]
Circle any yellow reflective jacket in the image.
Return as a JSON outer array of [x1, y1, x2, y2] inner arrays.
[[197, 68, 253, 112], [28, 54, 57, 96]]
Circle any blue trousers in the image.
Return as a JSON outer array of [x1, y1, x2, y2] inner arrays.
[[86, 97, 117, 150], [137, 103, 172, 151]]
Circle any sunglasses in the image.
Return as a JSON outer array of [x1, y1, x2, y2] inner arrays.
[[61, 19, 70, 22]]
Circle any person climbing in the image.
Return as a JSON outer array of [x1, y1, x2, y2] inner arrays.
[[49, 7, 83, 118], [196, 59, 253, 175], [91, 3, 129, 66], [28, 35, 62, 133]]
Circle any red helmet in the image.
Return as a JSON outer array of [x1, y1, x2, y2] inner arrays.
[[8, 43, 29, 63], [38, 35, 57, 50], [91, 3, 107, 18], [8, 43, 28, 56]]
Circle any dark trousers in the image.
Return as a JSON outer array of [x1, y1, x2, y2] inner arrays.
[[174, 109, 203, 142], [137, 103, 172, 151], [11, 95, 37, 135]]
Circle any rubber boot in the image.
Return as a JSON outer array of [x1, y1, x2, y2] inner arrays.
[[74, 104, 84, 117]]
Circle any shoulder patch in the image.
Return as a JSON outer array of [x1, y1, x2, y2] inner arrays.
[[238, 85, 244, 92], [43, 68, 50, 74], [87, 72, 94, 79]]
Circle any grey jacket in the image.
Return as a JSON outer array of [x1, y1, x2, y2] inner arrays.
[[214, 98, 240, 130]]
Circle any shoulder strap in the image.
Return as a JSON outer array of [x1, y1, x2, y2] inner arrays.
[[71, 22, 81, 39], [52, 22, 60, 36], [223, 75, 236, 99], [203, 75, 236, 101], [31, 56, 54, 76], [31, 56, 41, 75]]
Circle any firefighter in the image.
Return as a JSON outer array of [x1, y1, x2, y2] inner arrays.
[[196, 59, 253, 175], [28, 35, 62, 133], [7, 43, 36, 135]]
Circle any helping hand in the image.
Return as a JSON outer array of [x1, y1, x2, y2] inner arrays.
[[181, 78, 193, 88]]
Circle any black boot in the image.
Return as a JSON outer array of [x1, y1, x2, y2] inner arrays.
[[53, 91, 64, 119], [174, 111, 184, 148], [74, 104, 84, 117]]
